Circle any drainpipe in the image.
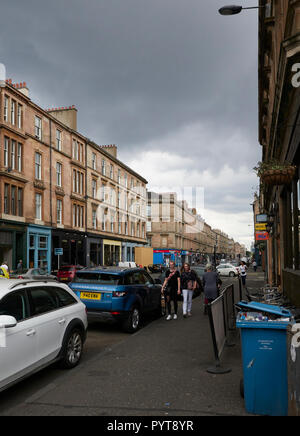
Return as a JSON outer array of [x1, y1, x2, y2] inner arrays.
[[49, 119, 53, 227], [49, 119, 53, 272], [85, 140, 88, 266]]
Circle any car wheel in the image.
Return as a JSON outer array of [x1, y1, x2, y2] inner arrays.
[[229, 271, 235, 277], [122, 306, 141, 333], [60, 328, 84, 369]]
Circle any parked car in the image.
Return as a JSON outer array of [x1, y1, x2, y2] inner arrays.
[[216, 263, 238, 277], [147, 264, 166, 274], [69, 267, 162, 333], [0, 279, 88, 392], [230, 260, 239, 267], [15, 268, 57, 281], [57, 265, 84, 283], [191, 266, 206, 279], [118, 262, 137, 268]]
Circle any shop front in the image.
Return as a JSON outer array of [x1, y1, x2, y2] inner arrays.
[[86, 235, 103, 267], [121, 242, 145, 263], [52, 229, 86, 270], [153, 249, 181, 267], [0, 220, 26, 272], [181, 250, 192, 266], [27, 225, 52, 273], [103, 239, 121, 266]]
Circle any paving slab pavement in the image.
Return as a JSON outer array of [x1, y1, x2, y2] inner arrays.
[[3, 274, 266, 417]]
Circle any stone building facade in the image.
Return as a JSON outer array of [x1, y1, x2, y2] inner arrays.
[[258, 0, 300, 303], [0, 79, 147, 271], [146, 191, 239, 265]]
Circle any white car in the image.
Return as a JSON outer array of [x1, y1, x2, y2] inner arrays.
[[216, 263, 238, 277], [0, 279, 88, 392], [118, 261, 137, 268]]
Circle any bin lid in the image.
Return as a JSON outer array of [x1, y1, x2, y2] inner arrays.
[[236, 300, 292, 317]]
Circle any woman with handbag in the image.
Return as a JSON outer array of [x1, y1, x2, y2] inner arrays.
[[180, 263, 197, 318], [162, 261, 181, 320]]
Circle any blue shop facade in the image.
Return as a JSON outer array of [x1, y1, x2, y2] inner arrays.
[[27, 225, 52, 273]]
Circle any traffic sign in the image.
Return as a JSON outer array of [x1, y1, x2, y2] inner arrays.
[[54, 248, 63, 256]]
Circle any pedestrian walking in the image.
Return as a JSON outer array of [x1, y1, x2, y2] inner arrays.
[[17, 259, 23, 274], [203, 265, 222, 314], [180, 263, 197, 318], [162, 261, 181, 320], [239, 261, 248, 287], [0, 261, 10, 279], [0, 261, 9, 273], [252, 260, 257, 272]]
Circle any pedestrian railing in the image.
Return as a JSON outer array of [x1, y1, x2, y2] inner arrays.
[[206, 283, 236, 374]]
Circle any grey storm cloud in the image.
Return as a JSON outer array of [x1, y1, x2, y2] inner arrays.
[[0, 0, 259, 146], [0, 0, 261, 245]]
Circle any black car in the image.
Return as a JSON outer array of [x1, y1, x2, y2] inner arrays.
[[147, 264, 166, 274]]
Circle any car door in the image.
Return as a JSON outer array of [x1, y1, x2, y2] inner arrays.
[[0, 290, 38, 389], [217, 267, 223, 276], [220, 265, 228, 276], [132, 271, 149, 312], [49, 285, 80, 343], [142, 270, 160, 309], [27, 286, 64, 364]]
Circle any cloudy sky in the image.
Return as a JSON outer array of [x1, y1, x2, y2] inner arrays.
[[0, 0, 261, 249]]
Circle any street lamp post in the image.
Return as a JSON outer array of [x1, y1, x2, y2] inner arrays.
[[218, 5, 265, 16]]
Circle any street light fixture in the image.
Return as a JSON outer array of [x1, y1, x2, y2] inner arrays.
[[218, 5, 264, 16]]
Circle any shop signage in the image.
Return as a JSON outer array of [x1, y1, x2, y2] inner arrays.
[[256, 214, 268, 223], [255, 232, 269, 241], [154, 249, 181, 254], [255, 223, 267, 231]]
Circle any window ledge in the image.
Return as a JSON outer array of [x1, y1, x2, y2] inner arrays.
[[1, 214, 25, 223]]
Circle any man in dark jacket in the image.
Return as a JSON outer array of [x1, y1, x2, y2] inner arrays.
[[203, 265, 222, 314]]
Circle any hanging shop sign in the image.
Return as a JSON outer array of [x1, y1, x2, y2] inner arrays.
[[255, 223, 267, 231], [255, 232, 269, 241]]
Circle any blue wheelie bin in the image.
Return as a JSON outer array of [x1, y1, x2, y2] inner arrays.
[[236, 301, 293, 416]]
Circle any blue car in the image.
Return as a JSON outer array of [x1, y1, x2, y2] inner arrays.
[[69, 267, 162, 333]]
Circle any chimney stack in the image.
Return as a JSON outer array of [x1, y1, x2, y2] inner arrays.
[[46, 106, 77, 130], [100, 144, 118, 158], [8, 80, 29, 97]]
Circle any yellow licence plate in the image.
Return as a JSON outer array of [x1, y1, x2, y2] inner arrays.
[[80, 292, 101, 300]]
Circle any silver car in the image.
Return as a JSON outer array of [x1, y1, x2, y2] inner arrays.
[[15, 268, 57, 281]]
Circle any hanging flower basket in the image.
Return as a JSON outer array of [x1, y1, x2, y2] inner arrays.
[[254, 160, 297, 186], [261, 166, 296, 185]]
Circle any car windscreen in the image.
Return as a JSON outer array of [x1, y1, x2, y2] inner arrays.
[[74, 272, 123, 285], [59, 266, 74, 271]]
